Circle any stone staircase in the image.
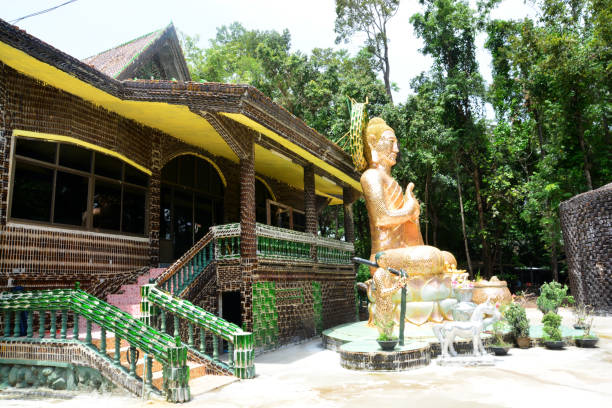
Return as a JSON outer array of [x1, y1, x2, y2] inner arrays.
[[106, 267, 166, 315], [85, 267, 237, 395]]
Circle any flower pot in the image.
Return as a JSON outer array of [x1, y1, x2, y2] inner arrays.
[[573, 323, 588, 330], [575, 337, 599, 348], [377, 339, 398, 351], [489, 345, 511, 356], [543, 340, 565, 349], [472, 276, 512, 305], [515, 337, 531, 349]]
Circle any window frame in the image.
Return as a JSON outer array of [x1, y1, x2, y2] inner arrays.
[[8, 136, 150, 237]]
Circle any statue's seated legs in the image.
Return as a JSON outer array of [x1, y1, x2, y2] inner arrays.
[[376, 246, 457, 325]]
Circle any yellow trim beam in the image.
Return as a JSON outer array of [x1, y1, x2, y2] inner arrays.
[[221, 112, 362, 193]]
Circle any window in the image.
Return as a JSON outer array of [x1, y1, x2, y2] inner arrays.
[[9, 137, 149, 235]]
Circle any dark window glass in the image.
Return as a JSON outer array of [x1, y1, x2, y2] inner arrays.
[[255, 180, 271, 224], [195, 194, 212, 240], [125, 164, 148, 186], [16, 139, 56, 163], [54, 171, 89, 226], [161, 159, 178, 183], [160, 187, 172, 240], [59, 144, 91, 172], [214, 200, 224, 225], [122, 187, 146, 234], [93, 179, 121, 231], [173, 190, 193, 258], [210, 170, 223, 196], [293, 212, 306, 232], [178, 155, 195, 187], [196, 160, 210, 192], [95, 153, 122, 179], [11, 161, 53, 222]]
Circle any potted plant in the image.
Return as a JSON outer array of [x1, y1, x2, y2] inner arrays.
[[537, 282, 574, 314], [377, 332, 399, 351], [376, 320, 398, 351], [489, 320, 512, 356], [574, 305, 598, 347], [542, 312, 565, 349], [505, 302, 530, 348], [573, 304, 593, 330]]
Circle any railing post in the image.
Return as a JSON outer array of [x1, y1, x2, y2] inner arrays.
[[164, 336, 190, 403], [13, 310, 20, 337], [160, 309, 167, 333], [86, 320, 92, 345], [100, 327, 107, 354], [26, 311, 33, 338], [233, 332, 255, 379], [3, 311, 10, 337], [212, 335, 219, 363], [199, 328, 206, 353], [228, 342, 234, 369], [145, 354, 153, 390], [50, 310, 56, 339], [39, 311, 45, 339], [73, 313, 79, 340], [61, 310, 67, 339], [114, 336, 121, 366], [129, 346, 137, 376], [173, 315, 179, 338]]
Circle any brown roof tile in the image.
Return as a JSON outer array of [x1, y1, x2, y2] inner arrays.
[[83, 27, 165, 78]]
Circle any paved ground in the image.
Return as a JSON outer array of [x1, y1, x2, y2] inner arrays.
[[2, 307, 612, 408]]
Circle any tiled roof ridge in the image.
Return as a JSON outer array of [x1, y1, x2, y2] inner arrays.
[[82, 23, 170, 62]]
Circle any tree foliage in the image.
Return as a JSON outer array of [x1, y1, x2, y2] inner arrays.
[[180, 0, 610, 284], [334, 0, 399, 101]]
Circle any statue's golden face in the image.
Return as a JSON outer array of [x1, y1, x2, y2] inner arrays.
[[372, 129, 399, 167]]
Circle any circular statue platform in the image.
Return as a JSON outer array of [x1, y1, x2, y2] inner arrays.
[[323, 321, 583, 371], [339, 340, 431, 371]]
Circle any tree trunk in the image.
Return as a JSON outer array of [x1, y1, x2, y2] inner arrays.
[[456, 169, 473, 277], [472, 166, 491, 277], [431, 206, 438, 248], [551, 233, 558, 282], [424, 171, 430, 245], [576, 111, 593, 190], [535, 109, 546, 156], [382, 35, 393, 103]]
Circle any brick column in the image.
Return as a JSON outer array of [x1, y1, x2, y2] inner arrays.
[[239, 135, 256, 331], [148, 132, 162, 267], [304, 165, 317, 261], [343, 187, 355, 243]]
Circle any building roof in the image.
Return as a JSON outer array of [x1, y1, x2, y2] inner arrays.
[[83, 23, 190, 81], [0, 19, 361, 201]]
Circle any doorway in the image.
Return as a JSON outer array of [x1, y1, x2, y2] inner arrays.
[[159, 155, 224, 263]]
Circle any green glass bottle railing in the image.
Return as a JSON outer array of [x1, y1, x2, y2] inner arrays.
[[141, 285, 255, 379], [0, 285, 190, 403], [156, 231, 215, 295]]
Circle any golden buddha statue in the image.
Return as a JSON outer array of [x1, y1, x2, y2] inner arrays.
[[361, 117, 457, 326]]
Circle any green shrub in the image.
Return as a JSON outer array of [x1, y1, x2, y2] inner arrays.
[[356, 264, 371, 283], [505, 302, 530, 338], [537, 282, 574, 314], [542, 312, 563, 342]]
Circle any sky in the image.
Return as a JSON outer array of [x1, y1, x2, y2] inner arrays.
[[1, 0, 538, 105]]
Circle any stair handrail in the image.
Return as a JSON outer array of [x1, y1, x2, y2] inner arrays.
[[141, 284, 255, 379], [155, 230, 215, 295], [0, 287, 190, 402]]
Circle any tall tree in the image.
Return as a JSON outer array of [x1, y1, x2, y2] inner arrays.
[[334, 0, 399, 102], [411, 0, 494, 276]]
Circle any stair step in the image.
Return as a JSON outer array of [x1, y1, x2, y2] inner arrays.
[[188, 375, 239, 395]]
